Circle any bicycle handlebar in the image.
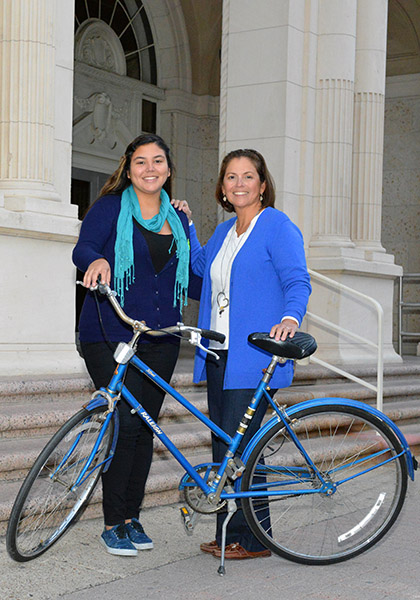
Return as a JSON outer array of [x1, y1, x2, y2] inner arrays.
[[200, 329, 226, 344], [78, 280, 226, 347]]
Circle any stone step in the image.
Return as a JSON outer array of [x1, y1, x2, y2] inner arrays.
[[2, 395, 418, 482], [280, 376, 420, 406], [2, 418, 418, 536], [1, 375, 419, 482], [3, 371, 420, 440], [1, 354, 418, 405], [1, 354, 420, 534], [0, 389, 209, 439], [0, 418, 212, 482], [0, 364, 201, 407], [293, 356, 420, 386]]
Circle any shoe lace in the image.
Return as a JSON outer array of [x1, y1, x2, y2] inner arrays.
[[114, 524, 128, 539], [129, 520, 145, 534]]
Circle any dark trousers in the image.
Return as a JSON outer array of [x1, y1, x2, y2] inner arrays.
[[81, 341, 179, 526], [206, 351, 271, 552]]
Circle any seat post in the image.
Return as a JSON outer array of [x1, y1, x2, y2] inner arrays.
[[262, 355, 285, 384]]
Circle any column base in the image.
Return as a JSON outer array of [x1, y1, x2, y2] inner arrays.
[[0, 344, 87, 377], [0, 217, 84, 378], [306, 251, 402, 365]]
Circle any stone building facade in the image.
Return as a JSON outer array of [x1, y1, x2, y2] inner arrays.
[[0, 0, 419, 377]]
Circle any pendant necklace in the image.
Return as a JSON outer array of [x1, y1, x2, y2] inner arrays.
[[216, 225, 246, 316]]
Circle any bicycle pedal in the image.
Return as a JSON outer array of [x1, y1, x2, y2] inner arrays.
[[180, 506, 195, 535], [226, 457, 245, 480]]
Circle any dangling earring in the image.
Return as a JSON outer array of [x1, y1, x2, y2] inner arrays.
[[260, 194, 264, 202], [223, 195, 227, 203]]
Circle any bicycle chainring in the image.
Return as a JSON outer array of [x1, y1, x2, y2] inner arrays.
[[183, 466, 227, 514]]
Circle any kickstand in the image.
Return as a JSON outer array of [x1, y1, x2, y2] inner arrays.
[[217, 499, 237, 576]]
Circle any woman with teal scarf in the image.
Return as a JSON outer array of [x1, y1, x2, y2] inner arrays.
[[73, 134, 201, 557]]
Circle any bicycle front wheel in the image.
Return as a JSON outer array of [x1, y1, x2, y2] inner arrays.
[[241, 404, 408, 564], [6, 405, 114, 562]]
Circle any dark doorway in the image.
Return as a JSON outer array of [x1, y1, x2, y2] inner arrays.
[[71, 169, 109, 335]]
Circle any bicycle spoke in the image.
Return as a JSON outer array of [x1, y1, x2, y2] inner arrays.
[[241, 405, 407, 564], [7, 407, 114, 561]]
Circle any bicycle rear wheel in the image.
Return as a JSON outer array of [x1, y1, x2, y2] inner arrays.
[[6, 405, 114, 562], [241, 404, 408, 564]]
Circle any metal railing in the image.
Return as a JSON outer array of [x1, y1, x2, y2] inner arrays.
[[398, 273, 420, 356], [306, 269, 384, 411]]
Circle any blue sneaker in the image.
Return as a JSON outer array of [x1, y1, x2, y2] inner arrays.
[[126, 518, 154, 550], [101, 524, 138, 556]]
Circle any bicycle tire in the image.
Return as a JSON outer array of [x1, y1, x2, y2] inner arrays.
[[6, 405, 114, 562], [241, 404, 408, 565]]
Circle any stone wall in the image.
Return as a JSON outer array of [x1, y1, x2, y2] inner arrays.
[[383, 74, 420, 352], [160, 92, 220, 325]]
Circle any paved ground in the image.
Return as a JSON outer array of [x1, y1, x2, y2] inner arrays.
[[1, 473, 420, 600]]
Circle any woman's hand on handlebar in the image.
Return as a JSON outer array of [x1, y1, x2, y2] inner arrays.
[[171, 199, 192, 222], [269, 319, 298, 341], [83, 258, 111, 288]]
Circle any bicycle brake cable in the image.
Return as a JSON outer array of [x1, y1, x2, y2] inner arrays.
[[93, 289, 116, 353]]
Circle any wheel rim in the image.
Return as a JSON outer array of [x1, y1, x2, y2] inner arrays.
[[242, 407, 407, 563], [11, 408, 113, 559]]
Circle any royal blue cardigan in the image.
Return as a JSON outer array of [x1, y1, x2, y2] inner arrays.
[[72, 194, 201, 344], [190, 207, 311, 389]]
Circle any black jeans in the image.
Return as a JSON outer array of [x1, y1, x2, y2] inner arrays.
[[206, 350, 272, 551], [81, 340, 179, 526]]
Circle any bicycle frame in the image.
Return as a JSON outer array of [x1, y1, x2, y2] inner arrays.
[[84, 353, 416, 504], [8, 281, 417, 570], [87, 354, 277, 498]]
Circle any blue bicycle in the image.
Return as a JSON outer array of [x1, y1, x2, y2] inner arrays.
[[6, 282, 417, 574]]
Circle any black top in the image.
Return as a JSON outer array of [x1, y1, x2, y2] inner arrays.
[[134, 220, 175, 273]]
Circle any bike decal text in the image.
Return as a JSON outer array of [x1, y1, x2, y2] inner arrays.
[[140, 411, 163, 435]]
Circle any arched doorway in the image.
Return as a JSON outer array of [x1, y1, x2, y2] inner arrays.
[[71, 0, 165, 331], [72, 0, 162, 211]]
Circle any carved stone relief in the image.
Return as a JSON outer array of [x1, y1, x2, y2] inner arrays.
[[75, 19, 126, 76], [74, 92, 129, 149]]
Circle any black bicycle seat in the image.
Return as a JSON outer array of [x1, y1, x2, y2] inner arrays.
[[248, 331, 317, 360]]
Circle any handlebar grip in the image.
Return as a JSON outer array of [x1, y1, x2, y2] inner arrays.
[[200, 329, 226, 344]]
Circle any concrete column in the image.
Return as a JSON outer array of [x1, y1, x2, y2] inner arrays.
[[0, 0, 85, 376], [0, 0, 56, 199], [217, 0, 318, 239], [310, 0, 357, 250], [305, 0, 401, 364], [351, 0, 388, 255]]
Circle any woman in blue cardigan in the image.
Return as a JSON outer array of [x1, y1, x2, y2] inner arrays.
[[184, 148, 311, 560], [73, 134, 200, 557]]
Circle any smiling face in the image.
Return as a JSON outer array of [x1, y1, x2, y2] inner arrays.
[[127, 143, 170, 197], [222, 157, 266, 212]]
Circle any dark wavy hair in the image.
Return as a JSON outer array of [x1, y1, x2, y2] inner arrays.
[[215, 149, 276, 213], [99, 133, 173, 198]]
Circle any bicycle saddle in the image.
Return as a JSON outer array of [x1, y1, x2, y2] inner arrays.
[[248, 331, 317, 360]]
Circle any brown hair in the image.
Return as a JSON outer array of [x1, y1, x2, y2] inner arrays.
[[215, 149, 276, 213], [99, 133, 173, 198]]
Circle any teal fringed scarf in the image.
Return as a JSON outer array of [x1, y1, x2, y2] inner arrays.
[[114, 186, 189, 310]]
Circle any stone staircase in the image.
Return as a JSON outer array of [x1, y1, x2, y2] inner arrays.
[[1, 353, 420, 535]]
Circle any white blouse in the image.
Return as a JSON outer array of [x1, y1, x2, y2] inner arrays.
[[209, 211, 263, 349]]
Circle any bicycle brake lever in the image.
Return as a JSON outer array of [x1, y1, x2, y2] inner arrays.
[[189, 331, 220, 360], [199, 343, 220, 360]]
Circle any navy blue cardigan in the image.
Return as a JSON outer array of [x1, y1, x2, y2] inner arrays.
[[190, 207, 311, 389], [72, 194, 201, 344]]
